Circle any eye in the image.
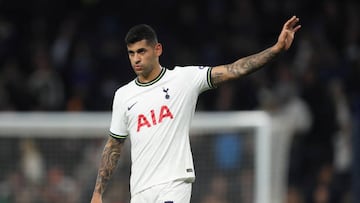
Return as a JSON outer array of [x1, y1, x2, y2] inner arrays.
[[128, 51, 134, 57], [138, 49, 146, 54]]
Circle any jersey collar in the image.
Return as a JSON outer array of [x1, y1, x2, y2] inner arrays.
[[135, 67, 166, 87]]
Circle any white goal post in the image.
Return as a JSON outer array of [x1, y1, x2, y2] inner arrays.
[[0, 111, 272, 203]]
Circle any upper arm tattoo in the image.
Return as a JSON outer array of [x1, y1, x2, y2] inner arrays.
[[211, 71, 226, 85], [212, 47, 278, 85], [94, 137, 123, 195]]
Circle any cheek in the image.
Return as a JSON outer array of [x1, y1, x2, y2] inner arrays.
[[129, 56, 139, 65], [142, 55, 153, 64], [128, 56, 134, 62]]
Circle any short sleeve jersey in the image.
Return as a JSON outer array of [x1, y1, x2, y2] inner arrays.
[[109, 66, 214, 196]]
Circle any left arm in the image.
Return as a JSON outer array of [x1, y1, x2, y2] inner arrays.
[[211, 16, 301, 86]]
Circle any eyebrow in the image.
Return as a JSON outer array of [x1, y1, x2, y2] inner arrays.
[[128, 48, 147, 54]]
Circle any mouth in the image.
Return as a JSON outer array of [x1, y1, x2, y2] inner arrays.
[[134, 65, 142, 71]]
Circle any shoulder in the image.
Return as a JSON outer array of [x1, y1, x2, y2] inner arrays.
[[111, 80, 137, 107], [172, 65, 207, 70], [172, 66, 212, 78], [114, 79, 136, 97], [171, 65, 210, 73]]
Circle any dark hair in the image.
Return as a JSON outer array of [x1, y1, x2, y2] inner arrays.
[[125, 24, 158, 46]]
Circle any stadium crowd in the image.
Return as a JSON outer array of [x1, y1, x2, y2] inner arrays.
[[0, 0, 359, 202]]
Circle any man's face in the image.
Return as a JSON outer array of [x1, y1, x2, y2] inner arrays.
[[127, 39, 162, 79]]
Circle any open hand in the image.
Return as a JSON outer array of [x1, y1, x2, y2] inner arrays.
[[276, 16, 301, 51]]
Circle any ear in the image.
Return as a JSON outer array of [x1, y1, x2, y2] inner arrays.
[[154, 43, 163, 56]]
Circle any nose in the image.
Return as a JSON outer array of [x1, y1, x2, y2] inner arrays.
[[134, 53, 141, 64]]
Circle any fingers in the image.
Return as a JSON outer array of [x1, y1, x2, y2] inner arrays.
[[284, 16, 301, 31], [293, 24, 301, 33]]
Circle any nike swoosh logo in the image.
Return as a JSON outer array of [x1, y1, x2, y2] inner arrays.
[[127, 102, 137, 111]]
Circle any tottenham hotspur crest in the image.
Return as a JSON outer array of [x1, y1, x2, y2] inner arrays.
[[162, 87, 170, 99]]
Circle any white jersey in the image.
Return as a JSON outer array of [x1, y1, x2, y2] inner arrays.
[[109, 66, 214, 196]]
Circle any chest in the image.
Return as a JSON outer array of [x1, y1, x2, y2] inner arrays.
[[124, 80, 195, 131]]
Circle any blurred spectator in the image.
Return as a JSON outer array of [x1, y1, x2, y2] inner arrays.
[[0, 19, 18, 66], [286, 186, 304, 203], [27, 45, 65, 110], [330, 79, 352, 173], [213, 132, 242, 174], [257, 62, 312, 203], [328, 78, 352, 203], [0, 59, 28, 110], [42, 166, 80, 203], [19, 139, 45, 186], [296, 64, 337, 186], [308, 164, 333, 203], [51, 14, 78, 71], [200, 174, 229, 203], [66, 39, 94, 109]]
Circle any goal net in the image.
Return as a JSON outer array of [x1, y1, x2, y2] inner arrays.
[[0, 111, 273, 203]]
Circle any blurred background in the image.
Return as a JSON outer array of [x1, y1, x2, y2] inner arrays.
[[0, 0, 359, 202]]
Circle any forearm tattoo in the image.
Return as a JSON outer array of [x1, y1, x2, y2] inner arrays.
[[227, 48, 277, 76], [94, 138, 123, 195], [213, 48, 278, 85]]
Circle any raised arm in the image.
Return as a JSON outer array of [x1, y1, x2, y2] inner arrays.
[[91, 137, 124, 203], [211, 16, 301, 86]]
